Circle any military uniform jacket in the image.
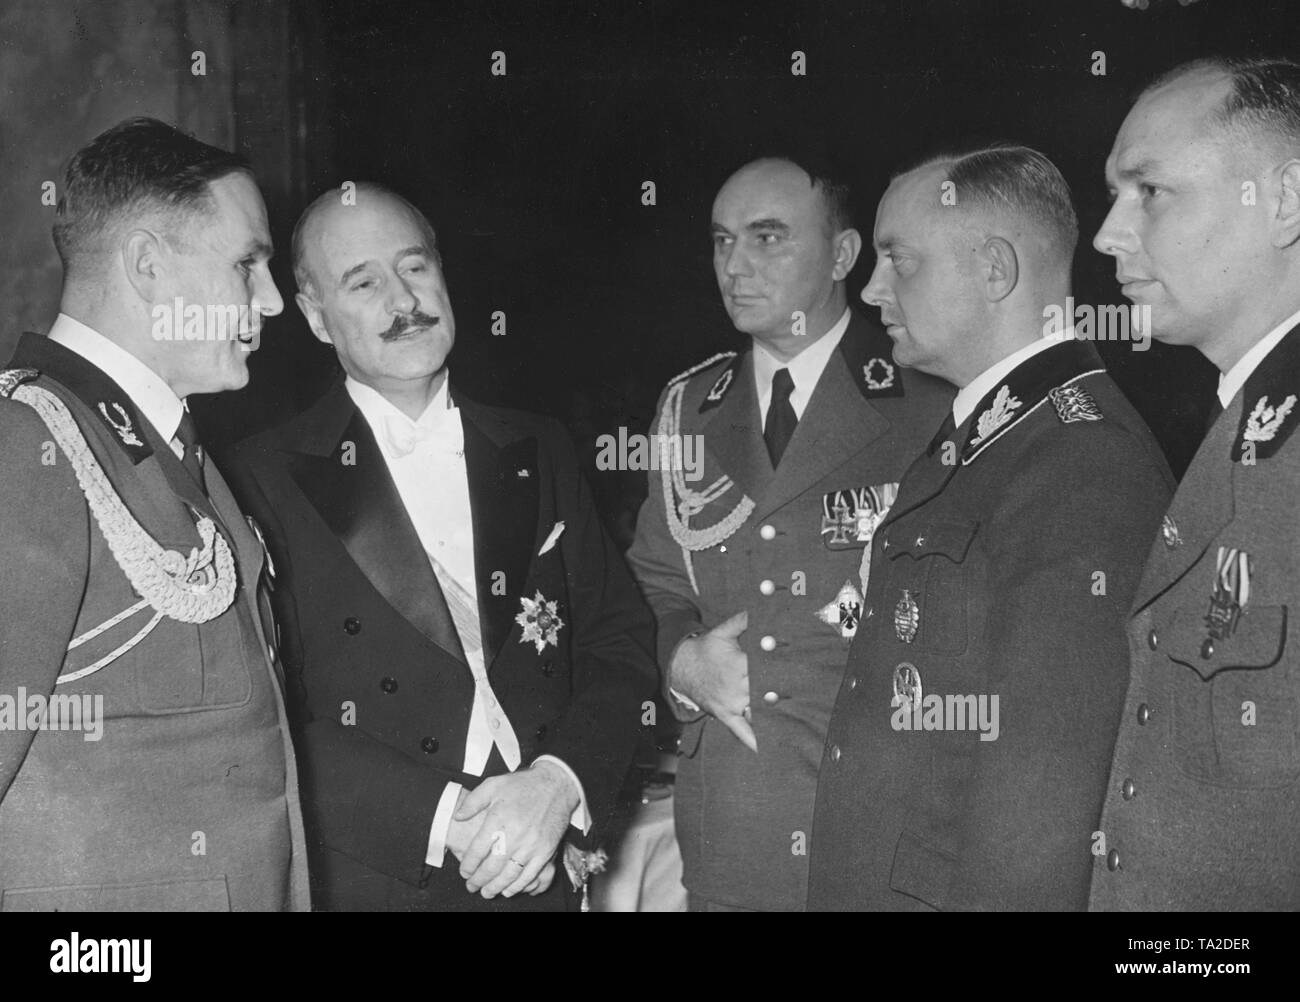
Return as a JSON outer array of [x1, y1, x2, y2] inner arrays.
[[808, 339, 1174, 911], [1091, 322, 1300, 911], [0, 333, 310, 911], [626, 310, 953, 910], [228, 379, 657, 912]]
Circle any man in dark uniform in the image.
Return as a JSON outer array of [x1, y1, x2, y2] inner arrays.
[[1091, 56, 1300, 910], [228, 183, 657, 911], [808, 146, 1173, 911], [626, 155, 952, 911], [0, 118, 309, 910]]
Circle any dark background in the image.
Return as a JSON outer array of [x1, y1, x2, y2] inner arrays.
[[4, 0, 1299, 537]]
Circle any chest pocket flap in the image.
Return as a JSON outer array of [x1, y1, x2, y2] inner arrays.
[[1166, 605, 1287, 680], [883, 518, 980, 564]]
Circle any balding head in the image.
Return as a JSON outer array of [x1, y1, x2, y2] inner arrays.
[[711, 156, 861, 359], [291, 183, 455, 400]]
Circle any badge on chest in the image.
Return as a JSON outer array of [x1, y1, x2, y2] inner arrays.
[[820, 483, 898, 551]]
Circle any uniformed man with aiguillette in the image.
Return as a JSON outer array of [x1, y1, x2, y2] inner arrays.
[[626, 154, 951, 911], [0, 119, 309, 911]]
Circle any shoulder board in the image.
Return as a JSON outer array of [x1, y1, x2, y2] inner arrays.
[[667, 350, 736, 389], [0, 367, 40, 398], [962, 339, 1105, 465], [1233, 320, 1300, 463]]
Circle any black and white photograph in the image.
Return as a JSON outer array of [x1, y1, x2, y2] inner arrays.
[[0, 0, 1296, 982]]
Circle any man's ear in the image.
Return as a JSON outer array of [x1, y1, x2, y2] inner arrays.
[[831, 227, 862, 281], [120, 228, 165, 303], [295, 289, 333, 345], [980, 236, 1019, 303], [1271, 159, 1300, 250]]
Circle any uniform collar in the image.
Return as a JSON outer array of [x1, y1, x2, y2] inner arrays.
[[953, 331, 1070, 428], [48, 313, 185, 444], [960, 337, 1105, 465], [1229, 317, 1300, 463], [1218, 304, 1300, 409], [752, 306, 851, 403]]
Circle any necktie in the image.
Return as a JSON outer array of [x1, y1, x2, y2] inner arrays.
[[927, 411, 958, 457], [427, 553, 522, 770], [174, 410, 206, 492], [764, 368, 798, 468]]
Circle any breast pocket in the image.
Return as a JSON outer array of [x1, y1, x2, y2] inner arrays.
[[881, 517, 979, 658], [135, 601, 254, 714], [1166, 604, 1298, 788]]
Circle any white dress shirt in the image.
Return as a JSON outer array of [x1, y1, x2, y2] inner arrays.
[[344, 375, 588, 869], [1217, 305, 1300, 409], [952, 330, 1071, 428], [48, 313, 190, 459], [753, 307, 852, 423]]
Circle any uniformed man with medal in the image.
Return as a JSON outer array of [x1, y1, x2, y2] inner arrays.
[[626, 154, 951, 911], [807, 145, 1173, 911]]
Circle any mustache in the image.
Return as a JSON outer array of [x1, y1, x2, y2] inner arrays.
[[379, 311, 440, 341]]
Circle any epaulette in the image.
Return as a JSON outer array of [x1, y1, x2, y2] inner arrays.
[[0, 367, 40, 398]]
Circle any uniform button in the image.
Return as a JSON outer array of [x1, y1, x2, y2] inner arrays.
[[1137, 703, 1151, 725], [1106, 848, 1120, 872], [882, 537, 891, 551], [380, 676, 398, 693], [491, 718, 501, 730], [829, 745, 842, 763], [266, 643, 276, 663], [1122, 778, 1136, 800], [540, 660, 554, 677], [864, 605, 873, 619], [420, 737, 439, 754], [759, 579, 776, 596], [1147, 629, 1159, 650], [488, 694, 497, 707], [849, 676, 859, 691], [535, 724, 548, 741], [759, 524, 777, 541], [1201, 637, 1215, 659], [344, 616, 362, 635], [719, 545, 727, 553], [763, 690, 779, 704], [759, 635, 777, 652], [914, 535, 926, 548]]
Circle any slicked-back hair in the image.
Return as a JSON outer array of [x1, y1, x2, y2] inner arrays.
[[728, 152, 855, 236], [1142, 56, 1300, 159], [52, 116, 251, 273], [902, 144, 1079, 264], [291, 181, 440, 297]]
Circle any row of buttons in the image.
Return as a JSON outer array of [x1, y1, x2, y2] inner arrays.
[[1106, 694, 1155, 874], [757, 524, 781, 703], [345, 617, 555, 675]]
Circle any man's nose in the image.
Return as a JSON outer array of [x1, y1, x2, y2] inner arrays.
[[722, 242, 752, 278], [389, 278, 419, 316], [861, 261, 891, 309], [1093, 201, 1138, 258], [254, 270, 284, 318]]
